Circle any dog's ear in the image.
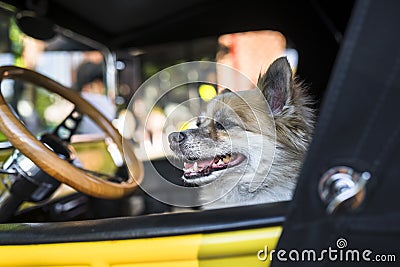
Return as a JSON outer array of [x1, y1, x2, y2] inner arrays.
[[257, 57, 293, 115]]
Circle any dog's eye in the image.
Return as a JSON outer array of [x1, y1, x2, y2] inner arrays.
[[196, 116, 205, 128], [214, 121, 225, 131]]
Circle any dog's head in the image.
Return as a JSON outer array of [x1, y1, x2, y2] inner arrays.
[[168, 57, 314, 186]]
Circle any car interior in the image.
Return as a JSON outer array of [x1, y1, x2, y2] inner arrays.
[[1, 0, 398, 266], [0, 0, 355, 221]]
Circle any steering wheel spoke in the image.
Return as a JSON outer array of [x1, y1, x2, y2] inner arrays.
[[53, 109, 83, 142]]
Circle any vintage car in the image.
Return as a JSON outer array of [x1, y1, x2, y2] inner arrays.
[[0, 0, 398, 266]]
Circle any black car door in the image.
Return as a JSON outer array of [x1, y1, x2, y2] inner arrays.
[[272, 0, 400, 266]]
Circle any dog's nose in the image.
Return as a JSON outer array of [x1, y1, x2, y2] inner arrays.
[[168, 131, 186, 144]]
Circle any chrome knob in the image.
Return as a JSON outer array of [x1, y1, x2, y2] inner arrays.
[[319, 166, 371, 214]]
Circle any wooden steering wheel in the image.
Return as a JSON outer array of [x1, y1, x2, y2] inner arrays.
[[0, 66, 143, 199]]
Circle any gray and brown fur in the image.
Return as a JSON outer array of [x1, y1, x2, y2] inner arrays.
[[169, 57, 314, 209]]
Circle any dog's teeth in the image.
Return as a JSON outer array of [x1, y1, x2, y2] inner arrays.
[[193, 162, 198, 171], [223, 156, 231, 163]]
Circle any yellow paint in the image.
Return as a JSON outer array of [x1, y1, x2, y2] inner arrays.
[[198, 226, 281, 267], [0, 226, 282, 267], [0, 234, 202, 267]]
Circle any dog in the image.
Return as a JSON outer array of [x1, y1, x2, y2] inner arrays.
[[168, 57, 314, 209]]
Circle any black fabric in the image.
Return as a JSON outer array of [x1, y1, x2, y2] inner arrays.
[[273, 0, 400, 266], [0, 201, 286, 245]]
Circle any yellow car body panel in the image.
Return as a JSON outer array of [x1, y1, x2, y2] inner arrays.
[[0, 226, 281, 267]]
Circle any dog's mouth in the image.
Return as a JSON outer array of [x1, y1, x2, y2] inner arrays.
[[183, 153, 246, 179]]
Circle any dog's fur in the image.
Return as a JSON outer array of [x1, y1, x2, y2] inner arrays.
[[168, 57, 314, 209]]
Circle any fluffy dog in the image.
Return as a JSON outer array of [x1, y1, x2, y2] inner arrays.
[[168, 57, 314, 209]]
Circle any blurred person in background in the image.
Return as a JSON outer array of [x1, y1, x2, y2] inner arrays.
[[75, 61, 116, 134]]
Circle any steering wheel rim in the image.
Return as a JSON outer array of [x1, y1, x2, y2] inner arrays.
[[0, 66, 143, 199]]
